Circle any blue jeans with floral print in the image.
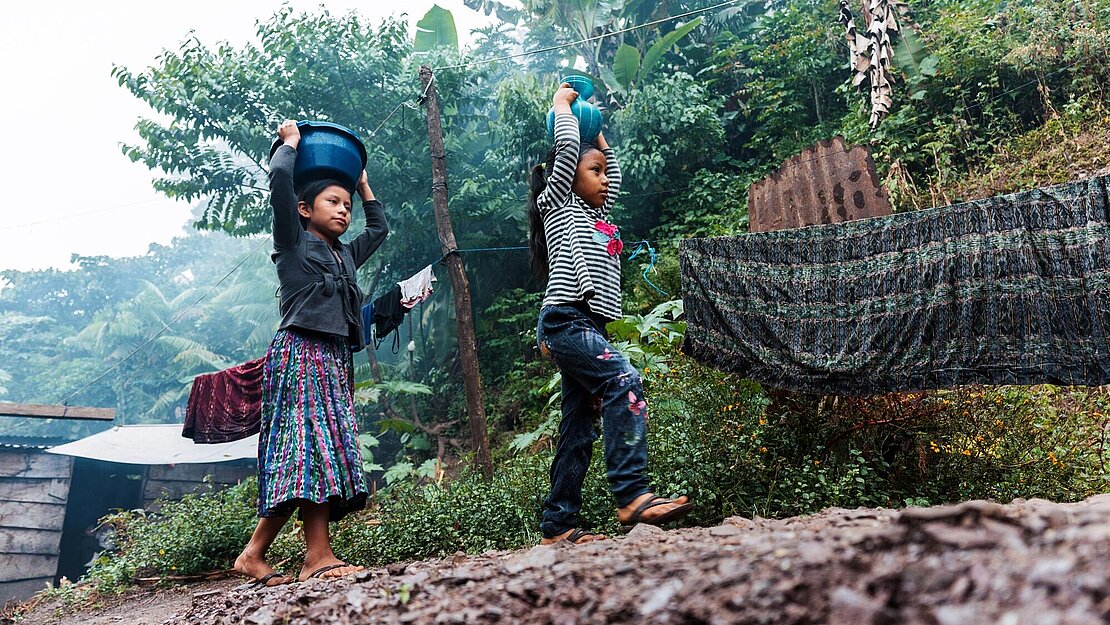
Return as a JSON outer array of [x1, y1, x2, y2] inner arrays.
[[536, 303, 651, 538]]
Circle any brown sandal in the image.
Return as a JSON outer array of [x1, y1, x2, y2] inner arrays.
[[304, 563, 355, 580], [542, 528, 607, 545], [234, 571, 289, 591], [620, 496, 694, 530]]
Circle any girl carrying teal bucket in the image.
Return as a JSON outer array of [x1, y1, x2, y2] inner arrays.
[[529, 81, 694, 544]]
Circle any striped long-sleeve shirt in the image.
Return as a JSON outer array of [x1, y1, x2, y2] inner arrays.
[[538, 113, 624, 321]]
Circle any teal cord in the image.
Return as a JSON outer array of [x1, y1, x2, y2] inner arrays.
[[628, 240, 669, 296]]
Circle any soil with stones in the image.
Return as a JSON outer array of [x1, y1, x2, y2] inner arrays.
[[11, 495, 1109, 625]]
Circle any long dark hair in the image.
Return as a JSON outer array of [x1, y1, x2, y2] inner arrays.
[[528, 144, 603, 280], [528, 149, 558, 281]]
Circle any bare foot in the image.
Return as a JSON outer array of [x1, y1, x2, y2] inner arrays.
[[233, 551, 292, 586], [540, 528, 609, 545], [299, 557, 364, 582], [617, 493, 692, 526]]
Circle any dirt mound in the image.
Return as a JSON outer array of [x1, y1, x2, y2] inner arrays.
[[159, 495, 1108, 625]]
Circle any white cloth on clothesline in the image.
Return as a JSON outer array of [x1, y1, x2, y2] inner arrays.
[[399, 264, 436, 309]]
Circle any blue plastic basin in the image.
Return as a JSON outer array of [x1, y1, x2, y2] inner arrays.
[[269, 120, 367, 192]]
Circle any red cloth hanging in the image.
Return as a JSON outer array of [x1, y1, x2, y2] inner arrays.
[[183, 357, 265, 444]]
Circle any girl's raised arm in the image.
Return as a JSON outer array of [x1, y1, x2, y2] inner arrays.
[[538, 85, 581, 212], [597, 131, 621, 216], [349, 170, 390, 268], [269, 120, 302, 250]]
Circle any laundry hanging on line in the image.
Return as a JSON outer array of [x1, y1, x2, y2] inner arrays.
[[399, 264, 436, 308], [365, 284, 405, 350], [362, 264, 438, 351], [183, 357, 265, 443], [680, 174, 1110, 395]]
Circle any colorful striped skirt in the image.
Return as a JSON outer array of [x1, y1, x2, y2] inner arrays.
[[257, 328, 367, 522]]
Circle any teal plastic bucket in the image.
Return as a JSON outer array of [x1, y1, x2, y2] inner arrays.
[[546, 76, 603, 144]]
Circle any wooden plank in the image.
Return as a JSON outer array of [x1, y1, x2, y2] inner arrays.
[[146, 463, 254, 484], [0, 578, 53, 604], [0, 553, 58, 582], [0, 500, 66, 531], [0, 527, 62, 555], [0, 478, 70, 504], [0, 403, 114, 421], [0, 453, 72, 479]]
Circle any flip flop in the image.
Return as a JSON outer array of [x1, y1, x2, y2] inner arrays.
[[542, 528, 607, 545], [234, 571, 289, 591], [304, 562, 356, 581], [620, 496, 694, 531]]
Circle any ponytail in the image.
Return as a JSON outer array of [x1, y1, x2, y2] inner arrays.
[[528, 148, 558, 281]]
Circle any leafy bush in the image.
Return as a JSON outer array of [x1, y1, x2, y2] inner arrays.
[[643, 357, 1110, 518], [611, 71, 727, 235], [84, 479, 260, 593]]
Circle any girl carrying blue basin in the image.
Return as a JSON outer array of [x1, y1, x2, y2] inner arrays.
[[234, 119, 388, 586]]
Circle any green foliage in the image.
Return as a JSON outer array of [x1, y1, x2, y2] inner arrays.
[[611, 44, 642, 91], [614, 72, 725, 188], [653, 168, 754, 244], [84, 479, 260, 593], [0, 232, 273, 430], [68, 355, 1108, 596], [639, 17, 703, 84], [607, 299, 685, 374], [358, 432, 384, 473], [643, 358, 1110, 518], [327, 455, 548, 565], [414, 5, 459, 53], [18, 1, 1110, 599]]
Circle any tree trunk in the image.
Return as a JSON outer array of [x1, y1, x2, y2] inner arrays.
[[418, 66, 494, 479]]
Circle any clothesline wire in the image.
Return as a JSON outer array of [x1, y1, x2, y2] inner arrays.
[[58, 235, 274, 407], [436, 237, 682, 266], [368, 73, 436, 139], [431, 0, 744, 71], [461, 184, 698, 204]]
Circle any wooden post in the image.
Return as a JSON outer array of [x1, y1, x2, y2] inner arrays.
[[419, 66, 493, 479]]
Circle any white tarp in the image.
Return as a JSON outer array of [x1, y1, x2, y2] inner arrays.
[[46, 424, 256, 465]]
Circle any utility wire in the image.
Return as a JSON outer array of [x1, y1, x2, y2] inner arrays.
[[0, 199, 166, 232], [59, 234, 273, 406], [433, 0, 743, 71], [367, 73, 436, 139]]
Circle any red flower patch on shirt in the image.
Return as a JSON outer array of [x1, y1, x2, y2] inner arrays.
[[592, 220, 623, 256]]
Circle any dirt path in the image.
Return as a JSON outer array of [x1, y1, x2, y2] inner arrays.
[[12, 494, 1109, 625]]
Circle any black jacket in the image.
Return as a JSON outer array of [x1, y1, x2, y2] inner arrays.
[[269, 145, 388, 351]]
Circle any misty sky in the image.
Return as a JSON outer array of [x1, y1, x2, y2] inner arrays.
[[0, 1, 499, 273]]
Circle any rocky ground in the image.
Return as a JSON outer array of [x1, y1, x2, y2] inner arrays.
[[10, 494, 1109, 625]]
